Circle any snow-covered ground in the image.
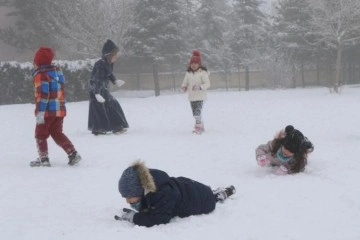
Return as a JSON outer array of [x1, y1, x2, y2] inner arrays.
[[1, 86, 360, 240]]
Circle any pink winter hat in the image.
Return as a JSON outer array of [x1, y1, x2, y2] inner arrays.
[[190, 50, 202, 64]]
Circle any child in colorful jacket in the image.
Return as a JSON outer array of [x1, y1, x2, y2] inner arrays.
[[30, 47, 81, 167], [255, 125, 314, 175], [181, 50, 210, 134], [116, 160, 235, 227]]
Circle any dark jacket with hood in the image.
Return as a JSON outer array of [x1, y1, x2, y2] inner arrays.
[[88, 57, 116, 98], [88, 39, 118, 97], [87, 39, 128, 132], [120, 161, 216, 227]]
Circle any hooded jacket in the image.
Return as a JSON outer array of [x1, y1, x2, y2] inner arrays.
[[88, 57, 116, 96], [121, 161, 216, 227], [33, 65, 66, 117]]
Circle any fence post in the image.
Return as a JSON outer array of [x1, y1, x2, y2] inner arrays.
[[152, 62, 160, 96]]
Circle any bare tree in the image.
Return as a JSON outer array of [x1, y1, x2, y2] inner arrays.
[[0, 0, 135, 59], [45, 0, 134, 59], [306, 0, 360, 92]]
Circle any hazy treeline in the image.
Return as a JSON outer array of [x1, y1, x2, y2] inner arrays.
[[1, 0, 360, 93]]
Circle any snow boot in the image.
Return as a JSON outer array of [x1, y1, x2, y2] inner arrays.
[[92, 131, 107, 136], [30, 157, 51, 167], [192, 124, 203, 134], [200, 122, 205, 132], [113, 128, 127, 135], [68, 151, 82, 166], [213, 185, 236, 203]]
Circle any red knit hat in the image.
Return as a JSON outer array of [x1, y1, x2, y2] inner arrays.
[[34, 47, 55, 66], [190, 50, 201, 64]]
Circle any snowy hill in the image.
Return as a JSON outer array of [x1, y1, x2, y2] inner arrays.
[[1, 87, 360, 240]]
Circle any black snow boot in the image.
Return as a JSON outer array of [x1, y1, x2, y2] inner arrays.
[[213, 185, 236, 203]]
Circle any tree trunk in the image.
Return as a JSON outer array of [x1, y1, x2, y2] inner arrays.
[[350, 57, 354, 84], [328, 57, 333, 89], [334, 44, 343, 93], [170, 64, 176, 92], [136, 68, 141, 90], [238, 65, 241, 91], [245, 65, 250, 91], [224, 71, 229, 92], [291, 63, 296, 88], [152, 62, 160, 96], [316, 57, 320, 86], [301, 60, 305, 88]]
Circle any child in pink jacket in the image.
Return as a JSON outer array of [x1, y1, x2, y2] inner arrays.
[[255, 125, 314, 175]]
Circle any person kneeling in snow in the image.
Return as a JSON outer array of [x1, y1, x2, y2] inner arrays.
[[255, 125, 314, 175], [116, 160, 235, 227]]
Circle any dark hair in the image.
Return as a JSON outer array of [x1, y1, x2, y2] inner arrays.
[[187, 65, 207, 73], [271, 126, 314, 173]]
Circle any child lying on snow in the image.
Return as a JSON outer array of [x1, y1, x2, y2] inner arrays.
[[116, 160, 235, 227], [255, 125, 314, 175]]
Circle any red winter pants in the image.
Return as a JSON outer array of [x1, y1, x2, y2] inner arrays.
[[35, 117, 75, 158]]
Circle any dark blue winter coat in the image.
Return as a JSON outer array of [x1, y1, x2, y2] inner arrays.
[[133, 169, 216, 227], [87, 57, 129, 133], [88, 57, 116, 96]]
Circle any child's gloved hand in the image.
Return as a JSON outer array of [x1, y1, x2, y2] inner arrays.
[[192, 85, 201, 91], [115, 79, 125, 87], [274, 165, 288, 175], [36, 112, 45, 125], [117, 208, 136, 223], [257, 155, 269, 167], [95, 94, 105, 103]]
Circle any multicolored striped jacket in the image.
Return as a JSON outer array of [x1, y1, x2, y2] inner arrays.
[[33, 65, 66, 117]]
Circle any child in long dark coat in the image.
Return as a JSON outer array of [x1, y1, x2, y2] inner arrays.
[[116, 161, 235, 227], [88, 39, 129, 135]]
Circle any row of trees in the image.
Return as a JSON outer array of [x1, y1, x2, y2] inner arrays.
[[1, 0, 360, 92]]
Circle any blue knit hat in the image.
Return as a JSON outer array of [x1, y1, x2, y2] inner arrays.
[[118, 166, 144, 198]]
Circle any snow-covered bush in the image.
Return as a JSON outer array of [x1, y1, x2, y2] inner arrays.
[[0, 60, 95, 105]]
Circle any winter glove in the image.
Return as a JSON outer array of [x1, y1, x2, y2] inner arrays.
[[115, 79, 125, 87], [95, 94, 105, 103], [192, 84, 201, 91], [36, 112, 45, 125], [181, 86, 187, 92], [274, 165, 288, 175], [117, 208, 136, 223], [257, 155, 270, 167]]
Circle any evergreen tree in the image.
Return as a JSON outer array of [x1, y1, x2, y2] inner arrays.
[[0, 0, 60, 50], [123, 0, 187, 96], [179, 0, 197, 51], [230, 0, 268, 64], [229, 0, 269, 90], [193, 0, 230, 70], [272, 0, 314, 87], [123, 0, 186, 64]]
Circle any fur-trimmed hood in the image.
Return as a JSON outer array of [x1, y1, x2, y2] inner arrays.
[[132, 160, 157, 194], [119, 160, 170, 197]]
